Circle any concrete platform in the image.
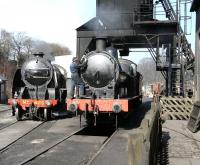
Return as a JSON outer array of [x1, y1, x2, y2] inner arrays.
[[160, 120, 200, 165]]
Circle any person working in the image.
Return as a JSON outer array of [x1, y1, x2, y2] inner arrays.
[[69, 57, 86, 98]]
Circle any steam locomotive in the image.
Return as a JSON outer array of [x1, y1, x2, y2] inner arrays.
[[8, 52, 67, 121], [67, 39, 143, 126]]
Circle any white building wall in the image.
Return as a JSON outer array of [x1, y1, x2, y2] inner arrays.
[[52, 55, 75, 78]]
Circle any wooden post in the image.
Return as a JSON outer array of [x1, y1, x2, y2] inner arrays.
[[195, 12, 200, 101]]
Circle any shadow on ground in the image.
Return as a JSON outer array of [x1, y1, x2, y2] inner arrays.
[[119, 98, 152, 129], [157, 131, 170, 165]]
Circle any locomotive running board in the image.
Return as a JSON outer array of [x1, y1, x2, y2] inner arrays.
[[66, 96, 140, 113]]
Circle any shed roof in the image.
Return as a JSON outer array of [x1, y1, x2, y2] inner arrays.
[[190, 0, 200, 12]]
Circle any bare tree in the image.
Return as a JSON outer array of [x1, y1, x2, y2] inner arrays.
[[12, 32, 25, 60], [32, 40, 71, 61], [0, 29, 72, 97], [0, 30, 12, 60], [50, 43, 71, 56], [32, 40, 52, 55], [23, 37, 33, 55], [11, 32, 33, 65], [32, 40, 55, 61], [0, 30, 17, 97], [138, 57, 164, 84]]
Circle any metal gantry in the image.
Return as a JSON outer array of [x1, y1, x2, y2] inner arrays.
[[76, 0, 194, 97], [154, 0, 194, 96]]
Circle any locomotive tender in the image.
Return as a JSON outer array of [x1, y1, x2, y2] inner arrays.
[[9, 52, 67, 121], [67, 39, 143, 126]]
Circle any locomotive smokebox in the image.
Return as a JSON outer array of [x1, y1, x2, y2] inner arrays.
[[96, 38, 106, 52], [21, 52, 53, 88]]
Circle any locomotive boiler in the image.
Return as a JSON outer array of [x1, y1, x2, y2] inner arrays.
[[81, 46, 142, 99], [67, 39, 142, 126], [9, 52, 67, 121]]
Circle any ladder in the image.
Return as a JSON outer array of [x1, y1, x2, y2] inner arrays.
[[160, 0, 194, 62], [158, 0, 194, 96]]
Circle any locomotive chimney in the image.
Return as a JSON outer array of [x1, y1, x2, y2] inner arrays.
[[96, 38, 106, 52], [33, 52, 44, 58]]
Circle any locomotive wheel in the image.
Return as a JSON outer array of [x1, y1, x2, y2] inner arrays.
[[44, 108, 51, 121], [16, 107, 23, 121], [12, 106, 15, 116], [29, 109, 34, 120], [86, 119, 94, 126], [86, 114, 94, 126], [138, 97, 142, 105]]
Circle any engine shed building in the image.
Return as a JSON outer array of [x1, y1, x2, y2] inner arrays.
[[0, 75, 7, 104], [191, 0, 200, 101]]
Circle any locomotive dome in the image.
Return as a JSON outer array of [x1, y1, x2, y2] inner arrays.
[[21, 53, 53, 87], [81, 51, 120, 88]]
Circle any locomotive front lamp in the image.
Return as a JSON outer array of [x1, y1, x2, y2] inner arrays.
[[119, 74, 127, 81], [12, 99, 17, 107], [69, 103, 78, 112], [112, 103, 122, 113], [45, 100, 51, 107]]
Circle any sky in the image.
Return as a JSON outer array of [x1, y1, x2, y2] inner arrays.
[[0, 0, 96, 55], [0, 0, 196, 64]]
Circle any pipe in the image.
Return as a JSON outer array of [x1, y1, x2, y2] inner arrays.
[[96, 38, 106, 52]]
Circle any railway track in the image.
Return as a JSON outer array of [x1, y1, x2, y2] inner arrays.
[[0, 117, 83, 165], [0, 120, 18, 131], [0, 123, 44, 152], [0, 102, 147, 165], [0, 107, 17, 130], [86, 129, 118, 165], [20, 125, 117, 165], [0, 117, 117, 165], [0, 99, 155, 165], [0, 107, 11, 114], [0, 120, 44, 152], [20, 127, 86, 165], [0, 105, 11, 111], [0, 109, 11, 113]]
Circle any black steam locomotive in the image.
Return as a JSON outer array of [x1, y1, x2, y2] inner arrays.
[[9, 52, 67, 121], [81, 39, 142, 99], [67, 39, 143, 126]]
